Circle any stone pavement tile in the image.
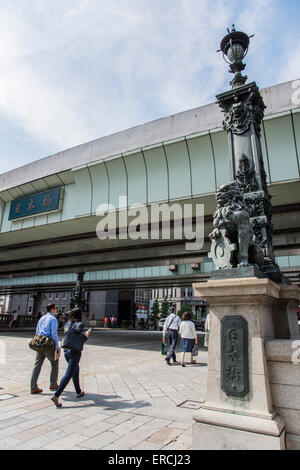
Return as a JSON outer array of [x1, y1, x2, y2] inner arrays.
[[131, 394, 151, 401], [17, 414, 58, 430], [42, 433, 89, 450], [133, 440, 165, 450], [50, 414, 82, 428], [148, 427, 183, 446], [0, 409, 30, 421], [0, 424, 26, 440], [0, 330, 207, 450], [0, 416, 27, 431], [79, 413, 109, 427], [79, 420, 115, 438], [23, 400, 53, 411], [171, 421, 193, 430], [72, 406, 104, 418], [96, 378, 114, 395], [91, 406, 121, 416], [0, 400, 32, 412], [104, 411, 135, 426], [148, 390, 166, 398], [132, 396, 188, 419], [17, 408, 57, 421], [114, 393, 134, 400], [182, 391, 204, 401], [101, 443, 130, 450], [112, 415, 153, 436], [41, 427, 73, 441], [82, 376, 100, 394], [10, 434, 57, 450], [13, 424, 55, 442], [46, 405, 85, 416], [80, 431, 120, 450], [0, 437, 21, 450], [174, 383, 190, 391], [139, 417, 173, 434], [69, 446, 89, 450], [110, 428, 161, 449], [57, 421, 89, 435], [162, 429, 193, 450], [100, 399, 150, 413]]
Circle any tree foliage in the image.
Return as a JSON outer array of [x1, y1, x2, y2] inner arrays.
[[177, 303, 194, 319], [160, 297, 170, 318], [151, 299, 160, 321]]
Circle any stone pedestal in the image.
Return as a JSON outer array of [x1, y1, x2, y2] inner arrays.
[[192, 277, 300, 450]]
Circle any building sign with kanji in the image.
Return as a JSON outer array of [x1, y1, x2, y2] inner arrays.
[[9, 187, 63, 220], [221, 316, 249, 398]]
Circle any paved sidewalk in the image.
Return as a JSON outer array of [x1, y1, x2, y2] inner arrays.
[[0, 330, 207, 450]]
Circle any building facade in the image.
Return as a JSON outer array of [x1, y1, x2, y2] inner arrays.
[[152, 287, 208, 324]]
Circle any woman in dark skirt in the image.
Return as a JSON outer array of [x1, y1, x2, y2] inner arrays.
[[179, 311, 198, 367]]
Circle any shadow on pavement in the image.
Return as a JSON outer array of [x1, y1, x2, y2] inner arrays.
[[50, 390, 151, 410]]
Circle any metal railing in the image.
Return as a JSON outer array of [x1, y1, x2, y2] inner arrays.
[[0, 314, 37, 329], [0, 314, 12, 328]]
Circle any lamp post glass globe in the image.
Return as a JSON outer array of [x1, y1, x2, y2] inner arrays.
[[227, 42, 245, 63]]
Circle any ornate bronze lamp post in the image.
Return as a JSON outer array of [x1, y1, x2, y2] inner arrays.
[[70, 272, 86, 320], [209, 25, 285, 284], [192, 26, 299, 452]]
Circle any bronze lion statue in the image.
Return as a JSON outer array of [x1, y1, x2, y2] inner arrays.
[[209, 182, 264, 269]]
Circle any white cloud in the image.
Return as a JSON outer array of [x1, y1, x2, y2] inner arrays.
[[278, 45, 300, 83], [0, 0, 297, 174]]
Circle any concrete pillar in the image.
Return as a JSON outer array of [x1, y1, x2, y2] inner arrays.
[[191, 277, 300, 450]]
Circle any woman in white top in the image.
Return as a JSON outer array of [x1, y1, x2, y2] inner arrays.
[[179, 311, 198, 367]]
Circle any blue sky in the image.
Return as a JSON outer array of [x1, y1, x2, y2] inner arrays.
[[0, 0, 299, 174]]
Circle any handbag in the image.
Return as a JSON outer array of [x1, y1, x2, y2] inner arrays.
[[192, 344, 198, 357], [161, 341, 167, 355], [29, 335, 55, 354], [61, 324, 87, 352]]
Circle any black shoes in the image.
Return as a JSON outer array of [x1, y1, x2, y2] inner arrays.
[[165, 358, 171, 366]]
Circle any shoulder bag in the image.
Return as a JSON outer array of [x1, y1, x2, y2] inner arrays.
[[61, 323, 87, 352], [29, 335, 55, 354]]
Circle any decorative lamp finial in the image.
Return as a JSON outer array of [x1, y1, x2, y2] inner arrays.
[[218, 26, 254, 88]]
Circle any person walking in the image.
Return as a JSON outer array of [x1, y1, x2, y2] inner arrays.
[[104, 315, 109, 328], [179, 311, 198, 367], [51, 308, 92, 408], [9, 310, 18, 329], [30, 303, 60, 394], [162, 311, 181, 365]]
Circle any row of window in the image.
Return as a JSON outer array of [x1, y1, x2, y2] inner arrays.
[[152, 288, 194, 299], [27, 305, 67, 314], [27, 293, 69, 300]]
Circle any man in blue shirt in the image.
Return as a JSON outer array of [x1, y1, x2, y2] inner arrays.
[[30, 303, 61, 394]]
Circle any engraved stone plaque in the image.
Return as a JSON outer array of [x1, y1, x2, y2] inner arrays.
[[221, 316, 249, 397]]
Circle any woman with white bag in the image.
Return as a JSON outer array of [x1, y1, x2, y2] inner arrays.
[[179, 311, 198, 367]]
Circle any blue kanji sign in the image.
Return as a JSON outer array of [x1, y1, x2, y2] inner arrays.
[[9, 187, 62, 220]]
